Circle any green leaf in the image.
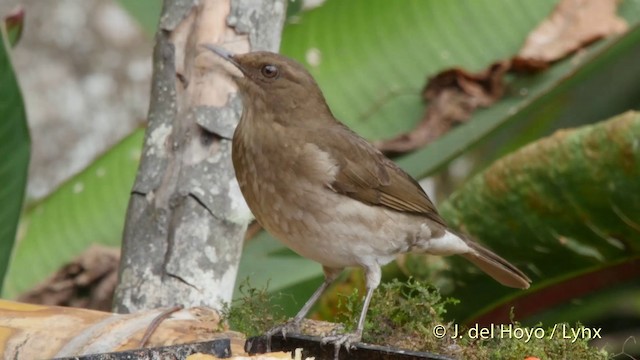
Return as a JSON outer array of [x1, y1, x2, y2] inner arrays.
[[397, 25, 640, 179], [280, 0, 640, 179], [436, 111, 640, 323], [0, 26, 29, 292], [482, 1, 640, 166], [281, 0, 557, 140], [1, 130, 143, 299]]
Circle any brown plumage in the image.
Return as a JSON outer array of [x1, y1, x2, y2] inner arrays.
[[204, 45, 530, 354]]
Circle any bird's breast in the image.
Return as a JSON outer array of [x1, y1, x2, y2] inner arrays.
[[231, 122, 422, 268], [232, 120, 337, 230]]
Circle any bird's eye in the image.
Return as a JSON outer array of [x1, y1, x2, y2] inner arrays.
[[261, 64, 279, 79]]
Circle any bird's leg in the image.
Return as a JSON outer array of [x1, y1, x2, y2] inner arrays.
[[267, 278, 331, 336], [321, 286, 374, 358], [266, 267, 342, 351], [322, 265, 380, 359]]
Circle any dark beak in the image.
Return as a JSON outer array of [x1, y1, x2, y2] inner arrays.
[[202, 44, 244, 73]]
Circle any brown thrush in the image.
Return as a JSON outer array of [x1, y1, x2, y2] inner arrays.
[[204, 45, 530, 354]]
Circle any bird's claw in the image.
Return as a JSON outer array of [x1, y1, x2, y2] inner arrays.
[[321, 332, 362, 360], [265, 319, 302, 352]]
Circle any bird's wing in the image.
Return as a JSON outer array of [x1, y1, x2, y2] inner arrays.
[[315, 125, 447, 227]]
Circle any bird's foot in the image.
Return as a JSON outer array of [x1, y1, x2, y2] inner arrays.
[[265, 318, 301, 352], [321, 331, 362, 360]]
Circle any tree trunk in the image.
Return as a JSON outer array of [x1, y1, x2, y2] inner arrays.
[[114, 0, 287, 314]]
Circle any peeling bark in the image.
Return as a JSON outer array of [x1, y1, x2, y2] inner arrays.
[[114, 0, 287, 313]]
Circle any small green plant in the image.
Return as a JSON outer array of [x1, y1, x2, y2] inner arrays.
[[222, 277, 610, 358], [335, 278, 609, 359], [336, 278, 459, 351], [220, 279, 286, 337]]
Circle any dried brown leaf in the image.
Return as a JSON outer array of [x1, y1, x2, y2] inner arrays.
[[516, 0, 627, 63], [18, 245, 120, 311], [375, 0, 628, 155], [375, 61, 510, 154]]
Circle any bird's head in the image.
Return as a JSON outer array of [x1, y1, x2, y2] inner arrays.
[[203, 45, 332, 125]]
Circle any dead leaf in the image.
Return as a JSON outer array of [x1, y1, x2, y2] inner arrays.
[[18, 245, 120, 311], [516, 0, 627, 63], [375, 0, 627, 154], [375, 61, 510, 154], [509, 56, 549, 73]]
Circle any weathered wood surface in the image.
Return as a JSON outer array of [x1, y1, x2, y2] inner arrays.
[[114, 0, 287, 313]]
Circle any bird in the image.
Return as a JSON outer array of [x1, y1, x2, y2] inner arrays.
[[203, 45, 531, 354]]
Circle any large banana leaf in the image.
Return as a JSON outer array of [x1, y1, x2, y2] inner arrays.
[[282, 0, 640, 176], [0, 24, 29, 293], [435, 111, 640, 323], [281, 0, 558, 140], [1, 132, 142, 298]]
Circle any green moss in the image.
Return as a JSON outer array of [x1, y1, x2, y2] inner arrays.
[[219, 278, 286, 337], [336, 278, 609, 359], [336, 278, 459, 351], [459, 322, 609, 359], [222, 278, 609, 359]]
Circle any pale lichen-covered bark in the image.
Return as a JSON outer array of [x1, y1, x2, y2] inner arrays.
[[114, 0, 286, 313]]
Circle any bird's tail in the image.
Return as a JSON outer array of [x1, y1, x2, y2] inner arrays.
[[462, 241, 531, 289]]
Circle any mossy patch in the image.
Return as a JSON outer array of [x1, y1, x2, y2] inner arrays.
[[220, 279, 286, 337], [336, 278, 609, 359], [221, 278, 608, 359]]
